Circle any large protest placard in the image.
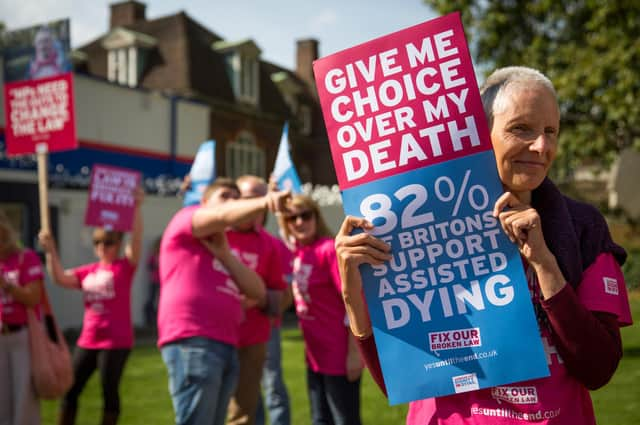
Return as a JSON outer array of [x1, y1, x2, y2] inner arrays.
[[313, 12, 549, 404], [2, 19, 76, 156], [85, 164, 141, 232]]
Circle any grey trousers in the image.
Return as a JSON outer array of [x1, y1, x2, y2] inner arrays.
[[0, 328, 41, 425]]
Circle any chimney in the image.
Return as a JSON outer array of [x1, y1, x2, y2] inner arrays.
[[110, 1, 147, 29], [296, 39, 319, 89]]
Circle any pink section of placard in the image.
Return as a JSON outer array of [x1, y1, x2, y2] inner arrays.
[[84, 164, 141, 232], [3, 72, 77, 156], [313, 12, 492, 190]]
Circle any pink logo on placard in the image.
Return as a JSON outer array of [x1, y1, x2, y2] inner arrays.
[[3, 73, 77, 156], [429, 327, 482, 352], [603, 277, 619, 295]]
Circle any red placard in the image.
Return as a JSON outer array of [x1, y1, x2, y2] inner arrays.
[[3, 72, 77, 156], [313, 12, 492, 190], [84, 164, 141, 232]]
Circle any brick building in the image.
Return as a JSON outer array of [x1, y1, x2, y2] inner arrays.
[[75, 0, 336, 185]]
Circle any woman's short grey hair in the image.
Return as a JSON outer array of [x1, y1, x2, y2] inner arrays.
[[479, 66, 557, 129]]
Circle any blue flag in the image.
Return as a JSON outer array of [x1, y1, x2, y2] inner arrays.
[[183, 140, 216, 207], [272, 122, 302, 193]]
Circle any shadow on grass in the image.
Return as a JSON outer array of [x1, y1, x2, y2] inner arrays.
[[623, 346, 640, 357]]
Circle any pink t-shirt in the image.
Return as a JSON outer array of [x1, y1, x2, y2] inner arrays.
[[229, 228, 287, 347], [0, 249, 44, 326], [273, 238, 294, 329], [73, 258, 136, 349], [406, 253, 633, 425], [292, 237, 349, 375], [157, 206, 244, 347]]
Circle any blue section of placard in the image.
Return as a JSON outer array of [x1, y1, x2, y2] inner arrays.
[[341, 150, 549, 404]]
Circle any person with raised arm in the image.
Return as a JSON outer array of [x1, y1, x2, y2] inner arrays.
[[39, 187, 144, 425], [156, 177, 290, 425]]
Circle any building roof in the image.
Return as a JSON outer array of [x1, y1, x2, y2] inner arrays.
[[77, 10, 294, 115]]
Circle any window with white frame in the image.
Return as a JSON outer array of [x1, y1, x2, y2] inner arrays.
[[107, 46, 139, 87], [225, 133, 265, 179], [225, 53, 259, 105]]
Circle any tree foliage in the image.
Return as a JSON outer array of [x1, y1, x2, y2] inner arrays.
[[425, 0, 640, 175]]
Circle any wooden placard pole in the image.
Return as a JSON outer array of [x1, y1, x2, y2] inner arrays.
[[36, 143, 50, 233]]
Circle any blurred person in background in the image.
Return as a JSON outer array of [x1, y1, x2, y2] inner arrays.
[[157, 177, 290, 425], [38, 188, 144, 425], [278, 194, 363, 425], [0, 209, 44, 425], [226, 175, 288, 425], [143, 236, 161, 328], [255, 235, 293, 425]]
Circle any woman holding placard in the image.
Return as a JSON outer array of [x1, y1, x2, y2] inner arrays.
[[277, 194, 364, 425], [336, 66, 632, 424], [0, 209, 44, 425], [38, 188, 143, 425]]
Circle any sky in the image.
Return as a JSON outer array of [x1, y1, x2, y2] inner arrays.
[[0, 0, 437, 70]]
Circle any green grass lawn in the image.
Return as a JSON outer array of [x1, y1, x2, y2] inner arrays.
[[41, 293, 639, 424]]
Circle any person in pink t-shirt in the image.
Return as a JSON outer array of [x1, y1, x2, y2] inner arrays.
[[334, 66, 633, 425], [278, 194, 364, 425], [38, 188, 144, 425], [0, 210, 44, 425], [157, 177, 291, 425], [226, 175, 288, 425]]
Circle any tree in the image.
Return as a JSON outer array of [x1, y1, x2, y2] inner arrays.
[[425, 0, 640, 176]]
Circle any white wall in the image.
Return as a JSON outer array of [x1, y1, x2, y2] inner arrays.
[[176, 100, 210, 158], [74, 76, 171, 153]]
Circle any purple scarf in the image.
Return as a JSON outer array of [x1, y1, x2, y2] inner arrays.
[[531, 178, 626, 288]]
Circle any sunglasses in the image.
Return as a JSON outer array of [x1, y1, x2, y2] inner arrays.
[[93, 239, 117, 247], [284, 210, 314, 223]]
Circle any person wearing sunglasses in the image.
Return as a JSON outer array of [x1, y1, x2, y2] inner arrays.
[[38, 187, 144, 425], [277, 194, 364, 425]]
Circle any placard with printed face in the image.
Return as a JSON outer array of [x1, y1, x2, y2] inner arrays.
[[84, 164, 141, 232], [313, 12, 549, 404], [2, 19, 77, 156]]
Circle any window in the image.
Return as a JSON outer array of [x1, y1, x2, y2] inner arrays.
[[215, 40, 261, 106], [103, 28, 156, 88], [108, 47, 139, 87], [225, 53, 259, 105], [225, 133, 265, 179]]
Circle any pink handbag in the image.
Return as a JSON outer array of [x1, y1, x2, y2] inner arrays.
[[27, 283, 74, 399]]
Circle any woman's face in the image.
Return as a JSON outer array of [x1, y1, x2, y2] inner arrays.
[[93, 235, 121, 263], [285, 205, 317, 246], [34, 29, 56, 61], [490, 83, 560, 195]]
